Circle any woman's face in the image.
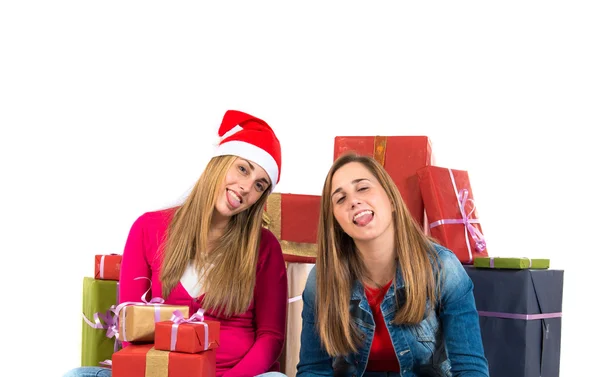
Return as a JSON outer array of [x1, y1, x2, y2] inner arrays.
[[214, 157, 271, 220], [330, 162, 394, 244]]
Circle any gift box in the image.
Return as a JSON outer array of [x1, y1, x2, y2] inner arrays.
[[95, 254, 122, 280], [417, 166, 488, 264], [154, 312, 220, 353], [264, 193, 320, 263], [112, 343, 215, 377], [474, 257, 550, 270], [464, 266, 563, 377], [81, 277, 120, 366], [333, 136, 433, 229], [118, 304, 190, 342], [278, 262, 315, 377]]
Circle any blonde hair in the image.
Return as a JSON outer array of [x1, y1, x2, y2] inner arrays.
[[160, 155, 269, 317], [316, 153, 439, 355]]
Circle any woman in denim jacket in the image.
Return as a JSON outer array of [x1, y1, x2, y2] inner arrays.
[[297, 153, 489, 377]]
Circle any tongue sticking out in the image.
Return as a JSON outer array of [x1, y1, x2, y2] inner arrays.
[[354, 212, 374, 227], [227, 190, 242, 209]]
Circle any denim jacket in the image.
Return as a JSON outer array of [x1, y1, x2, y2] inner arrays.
[[296, 244, 489, 377]]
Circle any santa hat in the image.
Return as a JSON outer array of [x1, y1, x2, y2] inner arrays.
[[214, 110, 281, 191]]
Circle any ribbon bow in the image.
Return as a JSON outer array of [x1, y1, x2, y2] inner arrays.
[[429, 188, 486, 252], [111, 276, 166, 341], [169, 309, 209, 351], [83, 309, 119, 338], [429, 169, 487, 263]]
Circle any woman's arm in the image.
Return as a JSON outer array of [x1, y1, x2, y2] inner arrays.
[[437, 248, 489, 376], [119, 213, 153, 304], [296, 268, 335, 377], [117, 213, 154, 347], [223, 230, 288, 377]]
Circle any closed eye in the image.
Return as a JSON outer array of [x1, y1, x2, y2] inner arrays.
[[358, 186, 369, 192], [336, 196, 346, 204]]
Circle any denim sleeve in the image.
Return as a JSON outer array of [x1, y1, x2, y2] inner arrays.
[[296, 268, 335, 377], [437, 248, 490, 377]]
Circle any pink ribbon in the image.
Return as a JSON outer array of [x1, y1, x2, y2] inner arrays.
[[478, 310, 561, 320], [429, 169, 486, 263], [99, 360, 112, 368], [98, 253, 120, 279], [99, 255, 106, 279], [112, 277, 166, 342], [169, 309, 209, 352]]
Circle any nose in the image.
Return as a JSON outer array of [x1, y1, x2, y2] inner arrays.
[[348, 194, 361, 209], [238, 177, 253, 194]]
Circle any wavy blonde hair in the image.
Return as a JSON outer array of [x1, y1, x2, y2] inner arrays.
[[160, 155, 269, 316], [316, 153, 440, 355]]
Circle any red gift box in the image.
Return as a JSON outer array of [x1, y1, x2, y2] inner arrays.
[[95, 254, 122, 281], [334, 136, 433, 229], [417, 166, 488, 264], [154, 315, 220, 354], [265, 193, 320, 263], [112, 343, 215, 377]]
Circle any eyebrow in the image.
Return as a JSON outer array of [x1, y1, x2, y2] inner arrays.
[[242, 159, 271, 186], [331, 178, 370, 199]]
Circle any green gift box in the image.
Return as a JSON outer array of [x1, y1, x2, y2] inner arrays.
[[81, 277, 120, 367], [474, 257, 550, 269]]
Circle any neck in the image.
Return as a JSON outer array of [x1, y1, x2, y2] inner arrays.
[[355, 227, 396, 288], [209, 211, 229, 250]]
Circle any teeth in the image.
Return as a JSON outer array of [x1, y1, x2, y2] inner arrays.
[[228, 189, 241, 202], [353, 210, 373, 221]]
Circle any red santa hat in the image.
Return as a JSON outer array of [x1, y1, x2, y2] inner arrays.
[[214, 110, 281, 191]]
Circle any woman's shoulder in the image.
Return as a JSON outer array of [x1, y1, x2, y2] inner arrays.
[[131, 207, 177, 231], [429, 242, 471, 284], [430, 242, 456, 261]]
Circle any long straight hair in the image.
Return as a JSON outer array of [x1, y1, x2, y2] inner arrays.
[[316, 153, 440, 355], [160, 155, 269, 316]]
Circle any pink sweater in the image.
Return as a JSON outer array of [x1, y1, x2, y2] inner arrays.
[[119, 208, 288, 377]]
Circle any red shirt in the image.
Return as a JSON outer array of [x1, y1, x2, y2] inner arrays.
[[364, 280, 401, 372]]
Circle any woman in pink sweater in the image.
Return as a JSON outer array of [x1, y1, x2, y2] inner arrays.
[[64, 110, 288, 377]]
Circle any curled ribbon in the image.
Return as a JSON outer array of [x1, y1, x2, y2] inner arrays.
[[82, 283, 122, 353], [111, 276, 166, 341], [429, 169, 486, 263], [169, 309, 209, 352]]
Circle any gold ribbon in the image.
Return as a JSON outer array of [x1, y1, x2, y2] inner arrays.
[[373, 136, 387, 166], [264, 194, 317, 258], [145, 347, 169, 377]]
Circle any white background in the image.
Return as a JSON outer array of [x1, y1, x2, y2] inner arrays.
[[1, 1, 598, 376]]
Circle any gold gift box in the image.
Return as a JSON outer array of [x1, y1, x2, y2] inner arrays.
[[118, 304, 190, 342]]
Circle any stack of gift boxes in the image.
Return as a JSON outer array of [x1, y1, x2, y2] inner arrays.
[[267, 135, 563, 377], [82, 255, 220, 376], [112, 304, 219, 377], [81, 254, 123, 367]]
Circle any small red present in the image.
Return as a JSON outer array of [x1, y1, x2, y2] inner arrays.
[[334, 136, 434, 229], [155, 310, 220, 354], [95, 254, 122, 281], [417, 166, 488, 264], [112, 343, 215, 377]]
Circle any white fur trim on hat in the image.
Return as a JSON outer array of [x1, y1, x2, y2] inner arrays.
[[214, 140, 279, 191]]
